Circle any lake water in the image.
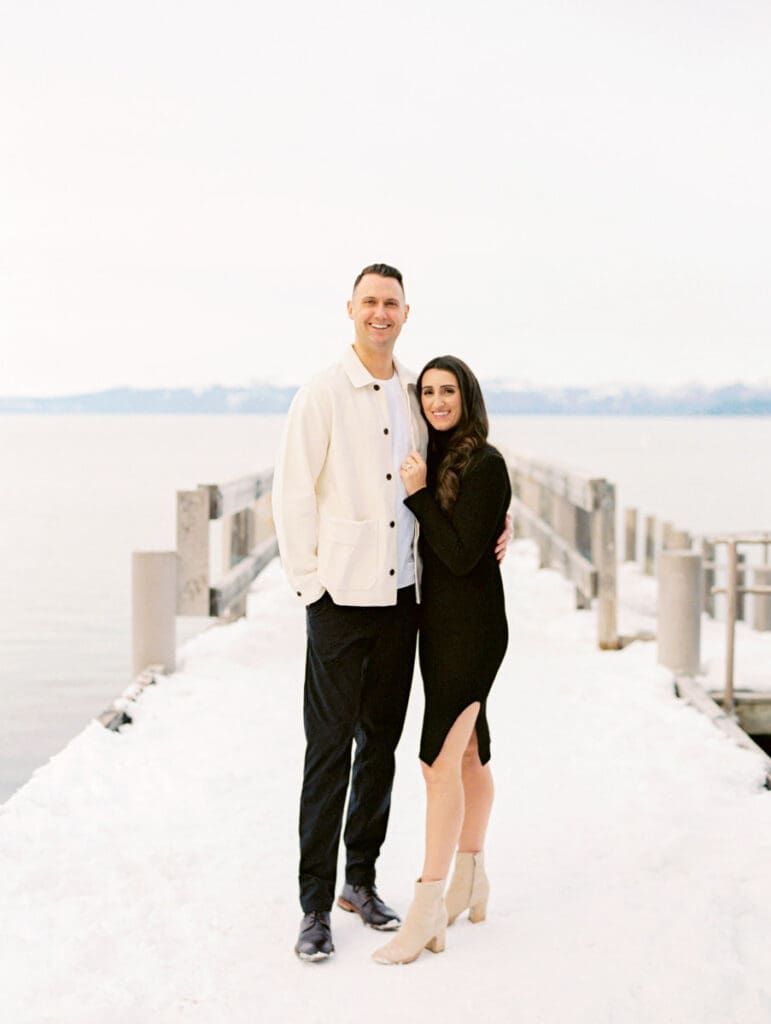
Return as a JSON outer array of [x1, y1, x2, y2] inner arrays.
[[1, 414, 770, 803]]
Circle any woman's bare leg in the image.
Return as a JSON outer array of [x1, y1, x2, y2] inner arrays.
[[457, 727, 494, 853], [420, 703, 480, 883]]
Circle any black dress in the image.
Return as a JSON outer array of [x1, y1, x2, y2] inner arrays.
[[404, 443, 512, 766]]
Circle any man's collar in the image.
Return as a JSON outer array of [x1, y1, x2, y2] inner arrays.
[[341, 346, 416, 389]]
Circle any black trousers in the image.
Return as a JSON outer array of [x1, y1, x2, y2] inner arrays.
[[299, 587, 418, 912]]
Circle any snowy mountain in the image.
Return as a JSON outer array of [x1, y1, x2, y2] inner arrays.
[[1, 382, 769, 415]]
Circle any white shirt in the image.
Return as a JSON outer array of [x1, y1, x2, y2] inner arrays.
[[384, 372, 416, 588]]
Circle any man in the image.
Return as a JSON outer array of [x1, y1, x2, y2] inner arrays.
[[272, 263, 508, 962]]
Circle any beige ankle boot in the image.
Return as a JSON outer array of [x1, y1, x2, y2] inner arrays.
[[444, 851, 489, 925], [371, 879, 447, 965]]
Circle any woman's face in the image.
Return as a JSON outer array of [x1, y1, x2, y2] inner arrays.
[[420, 368, 462, 431]]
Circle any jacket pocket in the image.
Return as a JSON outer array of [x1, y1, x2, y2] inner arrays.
[[318, 517, 379, 591]]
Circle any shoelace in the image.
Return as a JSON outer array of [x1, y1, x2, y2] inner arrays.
[[355, 885, 379, 909]]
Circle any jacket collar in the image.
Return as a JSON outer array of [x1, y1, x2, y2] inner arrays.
[[342, 345, 417, 390]]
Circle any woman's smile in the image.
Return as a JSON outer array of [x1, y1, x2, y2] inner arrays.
[[421, 368, 462, 430]]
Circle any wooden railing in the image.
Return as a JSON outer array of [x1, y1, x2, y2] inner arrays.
[[131, 468, 278, 678], [177, 469, 277, 618], [504, 451, 619, 649]]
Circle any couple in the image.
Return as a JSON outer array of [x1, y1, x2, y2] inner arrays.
[[272, 263, 511, 965]]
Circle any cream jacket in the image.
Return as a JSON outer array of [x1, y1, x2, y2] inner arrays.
[[272, 346, 429, 607]]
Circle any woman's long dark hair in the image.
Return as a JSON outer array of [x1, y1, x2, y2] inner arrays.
[[417, 355, 489, 514]]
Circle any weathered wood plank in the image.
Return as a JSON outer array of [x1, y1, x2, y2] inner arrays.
[[702, 539, 716, 617], [202, 469, 274, 520], [624, 507, 637, 563], [504, 452, 596, 511], [506, 450, 617, 650], [644, 514, 656, 576], [709, 691, 771, 735], [510, 497, 596, 597], [176, 488, 210, 616], [592, 480, 619, 649], [209, 536, 279, 617], [676, 675, 771, 787]]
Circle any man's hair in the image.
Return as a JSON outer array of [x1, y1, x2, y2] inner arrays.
[[352, 263, 405, 297]]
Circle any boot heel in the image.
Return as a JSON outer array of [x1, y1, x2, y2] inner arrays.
[[425, 928, 446, 954], [468, 899, 487, 923]]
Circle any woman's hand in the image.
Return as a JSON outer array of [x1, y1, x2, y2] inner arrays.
[[495, 512, 513, 563], [400, 451, 427, 496]]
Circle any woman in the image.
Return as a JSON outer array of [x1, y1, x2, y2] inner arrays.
[[373, 355, 511, 965]]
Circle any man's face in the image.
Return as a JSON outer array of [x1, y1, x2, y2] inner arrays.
[[347, 273, 409, 358]]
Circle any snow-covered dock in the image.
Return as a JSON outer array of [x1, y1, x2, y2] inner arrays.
[[2, 542, 771, 1024]]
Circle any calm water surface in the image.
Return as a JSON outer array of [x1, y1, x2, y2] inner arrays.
[[1, 414, 769, 802]]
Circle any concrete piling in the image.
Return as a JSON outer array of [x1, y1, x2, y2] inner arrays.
[[657, 550, 702, 676], [132, 552, 177, 676]]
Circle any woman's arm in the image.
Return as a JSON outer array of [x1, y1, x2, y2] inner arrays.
[[404, 451, 511, 576]]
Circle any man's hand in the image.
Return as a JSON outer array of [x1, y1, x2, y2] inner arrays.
[[400, 451, 427, 496], [495, 512, 513, 563]]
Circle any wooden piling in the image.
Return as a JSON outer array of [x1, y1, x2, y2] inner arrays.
[[592, 481, 618, 650], [668, 529, 692, 550], [644, 515, 656, 575], [702, 539, 715, 617], [624, 508, 637, 563]]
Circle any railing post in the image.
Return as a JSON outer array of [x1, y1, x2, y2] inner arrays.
[[132, 552, 177, 675], [702, 539, 715, 617], [644, 515, 656, 575], [176, 487, 211, 616], [668, 529, 691, 549], [591, 481, 618, 649], [753, 567, 771, 631], [661, 520, 673, 552], [724, 541, 738, 715], [624, 508, 637, 563], [736, 553, 747, 622], [657, 550, 702, 676], [221, 509, 250, 619]]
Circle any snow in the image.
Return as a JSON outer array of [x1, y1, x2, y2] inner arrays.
[[2, 543, 771, 1024]]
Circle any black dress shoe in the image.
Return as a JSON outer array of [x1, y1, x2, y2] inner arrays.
[[337, 883, 401, 931], [294, 911, 334, 961]]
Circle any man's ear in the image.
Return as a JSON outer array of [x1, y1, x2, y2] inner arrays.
[[403, 303, 410, 322], [346, 300, 354, 320]]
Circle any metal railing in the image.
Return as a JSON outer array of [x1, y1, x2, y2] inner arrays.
[[706, 532, 771, 716]]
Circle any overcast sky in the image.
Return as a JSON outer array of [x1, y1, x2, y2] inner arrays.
[[2, 0, 770, 396]]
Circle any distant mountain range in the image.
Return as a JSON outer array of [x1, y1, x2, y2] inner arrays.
[[1, 382, 770, 415]]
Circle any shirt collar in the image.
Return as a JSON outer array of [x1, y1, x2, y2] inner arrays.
[[342, 345, 417, 390]]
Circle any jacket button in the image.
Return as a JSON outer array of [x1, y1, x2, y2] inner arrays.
[[389, 569, 395, 576], [386, 473, 392, 480], [383, 428, 389, 435], [390, 521, 395, 528], [296, 591, 302, 597], [373, 384, 380, 391]]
